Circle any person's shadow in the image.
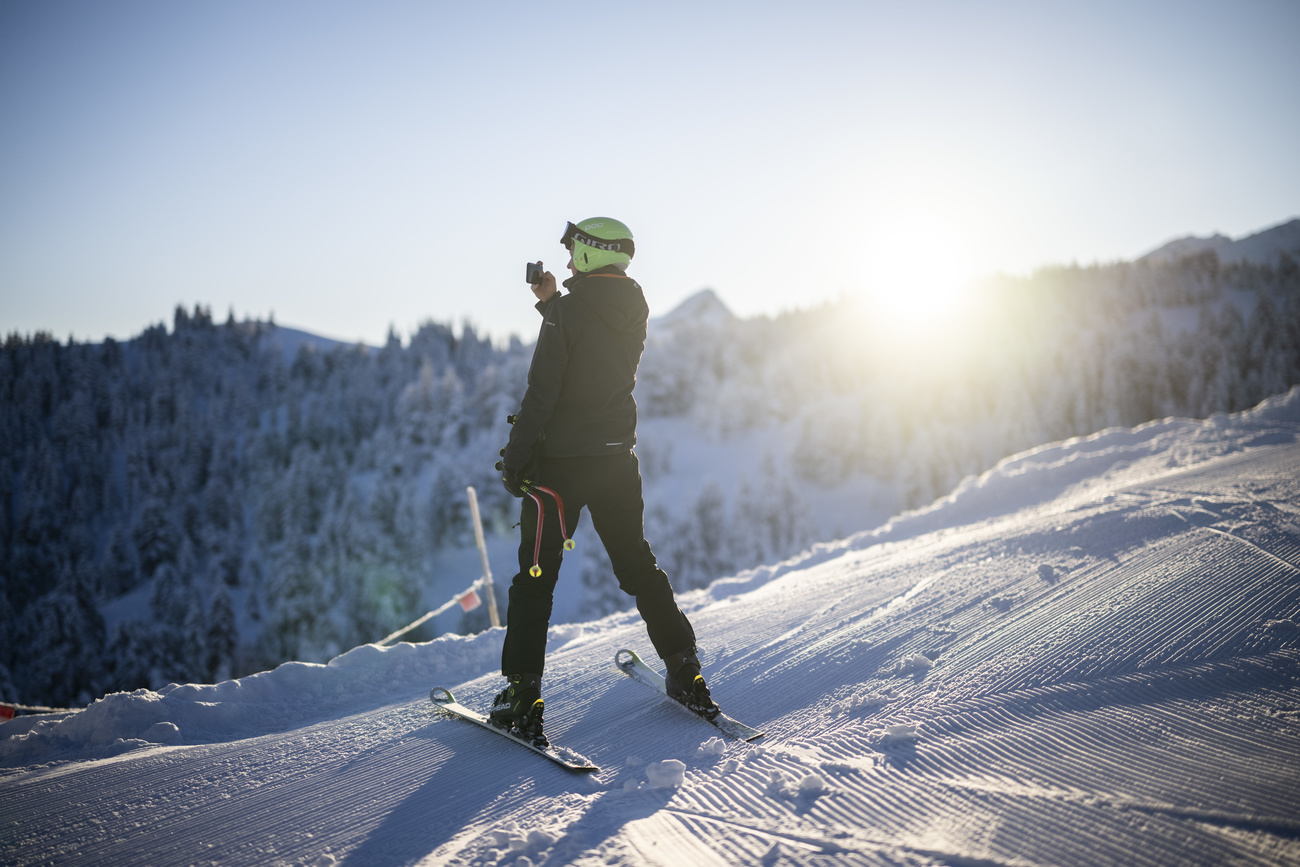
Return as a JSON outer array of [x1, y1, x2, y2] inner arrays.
[[340, 720, 594, 866]]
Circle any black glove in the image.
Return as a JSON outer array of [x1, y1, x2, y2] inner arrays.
[[499, 463, 528, 498]]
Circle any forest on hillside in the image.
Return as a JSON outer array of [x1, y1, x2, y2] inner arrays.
[[3, 248, 1298, 708]]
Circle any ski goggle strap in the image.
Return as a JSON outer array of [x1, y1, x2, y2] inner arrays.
[[560, 222, 635, 258]]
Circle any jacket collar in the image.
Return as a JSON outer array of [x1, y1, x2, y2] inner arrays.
[[562, 266, 631, 289]]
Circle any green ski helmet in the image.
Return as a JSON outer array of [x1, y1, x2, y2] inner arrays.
[[560, 217, 635, 273]]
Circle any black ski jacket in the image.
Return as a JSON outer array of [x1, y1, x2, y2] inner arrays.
[[503, 268, 649, 469]]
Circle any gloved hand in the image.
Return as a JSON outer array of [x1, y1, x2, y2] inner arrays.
[[499, 462, 529, 498], [531, 267, 558, 304]]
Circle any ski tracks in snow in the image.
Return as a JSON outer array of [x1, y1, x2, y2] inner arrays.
[[4, 436, 1299, 866], [426, 441, 1300, 867]]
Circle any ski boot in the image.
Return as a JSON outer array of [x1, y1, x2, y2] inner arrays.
[[488, 673, 547, 746], [662, 649, 720, 720]]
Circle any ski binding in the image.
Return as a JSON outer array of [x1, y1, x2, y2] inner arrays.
[[430, 686, 598, 773], [614, 648, 764, 741]]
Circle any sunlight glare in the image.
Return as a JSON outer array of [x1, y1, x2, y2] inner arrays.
[[862, 211, 974, 330]]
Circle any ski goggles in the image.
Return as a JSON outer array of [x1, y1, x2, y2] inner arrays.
[[560, 221, 635, 258]]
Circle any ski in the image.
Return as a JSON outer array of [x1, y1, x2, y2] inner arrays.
[[614, 649, 764, 742], [430, 687, 599, 773]]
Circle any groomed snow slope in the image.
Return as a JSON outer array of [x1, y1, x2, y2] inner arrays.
[[3, 389, 1300, 867]]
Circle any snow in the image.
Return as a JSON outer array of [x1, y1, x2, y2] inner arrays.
[[694, 736, 727, 758], [3, 388, 1300, 866], [645, 758, 687, 789]]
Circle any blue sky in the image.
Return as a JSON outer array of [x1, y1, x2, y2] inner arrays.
[[2, 0, 1297, 346]]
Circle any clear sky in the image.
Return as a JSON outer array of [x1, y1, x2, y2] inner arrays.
[[2, 0, 1298, 346]]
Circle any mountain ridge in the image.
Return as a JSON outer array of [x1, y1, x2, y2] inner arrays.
[[1139, 216, 1300, 266]]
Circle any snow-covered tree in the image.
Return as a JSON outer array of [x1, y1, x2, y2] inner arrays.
[[2, 245, 1298, 707]]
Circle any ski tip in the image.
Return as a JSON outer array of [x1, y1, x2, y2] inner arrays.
[[614, 648, 639, 668], [430, 686, 455, 705]]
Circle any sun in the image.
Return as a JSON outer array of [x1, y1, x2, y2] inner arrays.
[[861, 211, 974, 329]]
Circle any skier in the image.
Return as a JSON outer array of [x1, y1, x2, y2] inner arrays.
[[490, 217, 717, 742]]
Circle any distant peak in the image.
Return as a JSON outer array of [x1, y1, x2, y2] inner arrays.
[[1138, 233, 1232, 265], [658, 288, 735, 325], [1140, 217, 1300, 266]]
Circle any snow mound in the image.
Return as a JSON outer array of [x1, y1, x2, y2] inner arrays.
[[1, 630, 504, 767], [646, 758, 687, 788], [699, 386, 1300, 608]]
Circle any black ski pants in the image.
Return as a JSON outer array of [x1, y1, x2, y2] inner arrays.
[[500, 450, 695, 677]]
